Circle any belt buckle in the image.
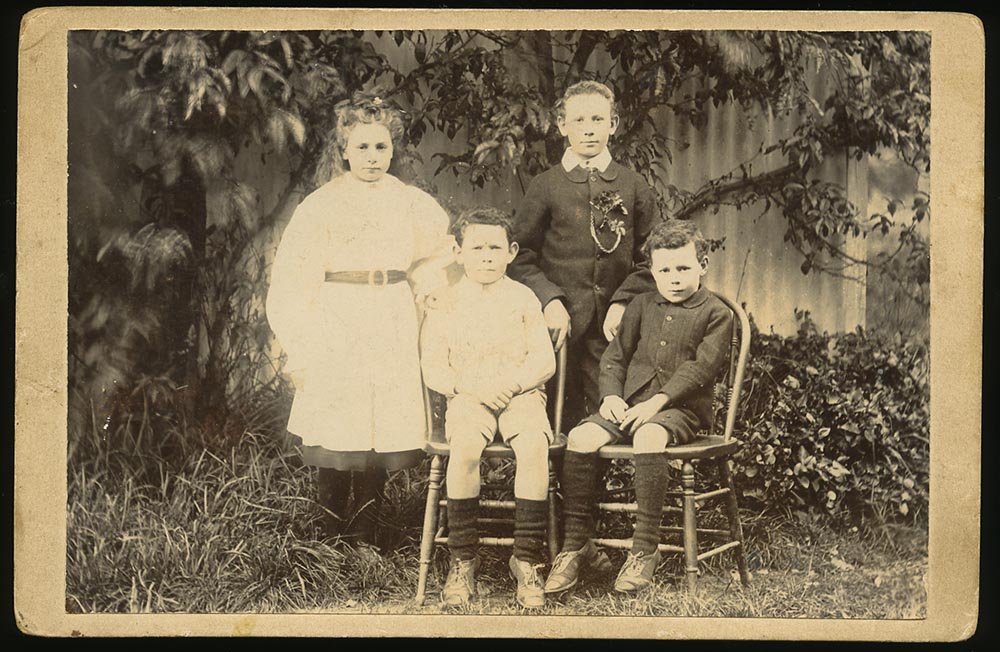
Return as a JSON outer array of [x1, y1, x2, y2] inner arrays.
[[368, 270, 388, 287]]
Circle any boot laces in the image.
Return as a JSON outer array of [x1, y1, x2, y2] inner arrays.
[[622, 551, 651, 576]]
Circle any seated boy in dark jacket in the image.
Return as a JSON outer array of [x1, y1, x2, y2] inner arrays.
[[544, 219, 733, 595]]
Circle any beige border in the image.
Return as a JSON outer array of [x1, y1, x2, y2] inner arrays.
[[15, 8, 983, 639]]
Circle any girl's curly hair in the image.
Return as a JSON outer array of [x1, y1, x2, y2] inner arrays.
[[333, 89, 406, 155]]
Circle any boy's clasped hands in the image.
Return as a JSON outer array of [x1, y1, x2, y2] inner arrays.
[[456, 377, 523, 411], [599, 393, 670, 435]]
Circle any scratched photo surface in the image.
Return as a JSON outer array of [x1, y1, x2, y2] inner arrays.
[[16, 9, 981, 640]]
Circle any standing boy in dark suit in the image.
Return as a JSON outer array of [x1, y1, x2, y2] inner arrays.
[[508, 80, 661, 429]]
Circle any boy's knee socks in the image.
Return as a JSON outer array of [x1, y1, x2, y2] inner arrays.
[[632, 452, 670, 555], [560, 450, 600, 552], [447, 497, 480, 561], [512, 498, 548, 565]]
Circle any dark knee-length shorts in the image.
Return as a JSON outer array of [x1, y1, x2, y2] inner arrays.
[[579, 406, 702, 446]]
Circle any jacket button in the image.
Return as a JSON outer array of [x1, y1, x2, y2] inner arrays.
[[594, 284, 601, 292], [660, 341, 666, 346], [666, 315, 674, 321]]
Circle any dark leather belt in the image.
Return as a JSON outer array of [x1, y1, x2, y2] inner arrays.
[[324, 270, 408, 287]]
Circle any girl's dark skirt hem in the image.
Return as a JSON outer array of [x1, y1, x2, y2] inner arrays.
[[285, 431, 425, 472]]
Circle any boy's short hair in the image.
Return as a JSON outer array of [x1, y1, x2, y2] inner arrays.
[[555, 80, 619, 119], [450, 206, 515, 246], [645, 219, 709, 260]]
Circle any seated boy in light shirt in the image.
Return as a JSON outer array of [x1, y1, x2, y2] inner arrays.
[[420, 206, 556, 610]]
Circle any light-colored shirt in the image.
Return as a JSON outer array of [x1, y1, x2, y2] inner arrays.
[[561, 146, 612, 173], [421, 276, 556, 397]]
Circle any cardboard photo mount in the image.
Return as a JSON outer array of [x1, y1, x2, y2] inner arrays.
[[15, 8, 983, 640]]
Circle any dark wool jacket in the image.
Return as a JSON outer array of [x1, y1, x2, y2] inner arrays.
[[508, 161, 661, 337], [598, 286, 733, 429]]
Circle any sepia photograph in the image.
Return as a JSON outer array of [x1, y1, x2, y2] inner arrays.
[[15, 8, 982, 639]]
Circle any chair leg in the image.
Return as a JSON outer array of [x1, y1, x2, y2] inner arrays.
[[719, 458, 750, 586], [416, 455, 445, 605], [681, 461, 699, 594], [547, 462, 561, 561]]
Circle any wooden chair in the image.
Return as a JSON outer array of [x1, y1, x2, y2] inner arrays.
[[415, 346, 568, 605], [592, 292, 751, 593]]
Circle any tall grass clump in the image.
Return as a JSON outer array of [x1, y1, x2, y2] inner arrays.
[[65, 379, 428, 613]]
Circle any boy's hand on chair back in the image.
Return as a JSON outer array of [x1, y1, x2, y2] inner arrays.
[[602, 302, 626, 341], [543, 300, 571, 351]]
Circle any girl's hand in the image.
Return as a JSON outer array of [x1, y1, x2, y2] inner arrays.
[[619, 394, 669, 434], [416, 288, 448, 311], [599, 395, 629, 424]]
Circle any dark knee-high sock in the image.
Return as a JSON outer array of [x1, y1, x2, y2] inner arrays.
[[351, 467, 387, 544], [594, 457, 612, 492], [317, 468, 352, 535], [632, 453, 670, 555], [513, 498, 548, 564], [560, 451, 599, 552], [447, 497, 480, 561]]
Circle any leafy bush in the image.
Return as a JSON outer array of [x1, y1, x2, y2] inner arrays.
[[733, 315, 929, 525]]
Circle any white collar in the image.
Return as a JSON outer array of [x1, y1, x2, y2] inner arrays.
[[561, 147, 612, 173]]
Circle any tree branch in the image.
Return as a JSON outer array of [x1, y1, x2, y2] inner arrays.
[[675, 163, 799, 219]]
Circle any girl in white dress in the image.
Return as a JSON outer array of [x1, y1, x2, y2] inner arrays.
[[266, 93, 453, 549]]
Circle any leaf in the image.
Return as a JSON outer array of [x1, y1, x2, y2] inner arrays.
[[282, 111, 306, 147], [266, 112, 287, 149], [826, 460, 850, 478], [221, 49, 246, 76]]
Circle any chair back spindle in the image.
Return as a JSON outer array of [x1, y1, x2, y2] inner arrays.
[[714, 293, 751, 443]]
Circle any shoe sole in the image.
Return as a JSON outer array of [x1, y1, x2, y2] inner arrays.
[[544, 550, 613, 594], [543, 577, 578, 595]]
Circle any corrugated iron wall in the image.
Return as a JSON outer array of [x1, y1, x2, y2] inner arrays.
[[649, 69, 868, 336]]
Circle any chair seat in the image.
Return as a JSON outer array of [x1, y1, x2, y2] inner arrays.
[[424, 431, 568, 458], [597, 436, 741, 461]]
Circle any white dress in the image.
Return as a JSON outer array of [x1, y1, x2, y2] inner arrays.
[[266, 173, 453, 454]]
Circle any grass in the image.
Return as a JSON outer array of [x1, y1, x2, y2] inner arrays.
[[66, 409, 927, 617]]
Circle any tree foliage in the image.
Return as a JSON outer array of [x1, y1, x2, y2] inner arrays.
[[68, 29, 930, 430]]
